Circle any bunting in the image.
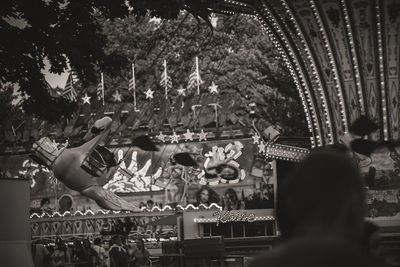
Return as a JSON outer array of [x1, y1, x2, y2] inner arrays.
[[97, 72, 105, 105], [63, 71, 78, 102], [187, 56, 203, 95], [160, 60, 172, 99], [128, 63, 137, 110]]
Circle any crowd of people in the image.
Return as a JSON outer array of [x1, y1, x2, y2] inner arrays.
[[32, 236, 150, 267], [30, 148, 398, 266], [195, 184, 275, 210]]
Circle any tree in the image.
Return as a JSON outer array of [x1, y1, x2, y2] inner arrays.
[[96, 13, 308, 136], [0, 0, 221, 122]]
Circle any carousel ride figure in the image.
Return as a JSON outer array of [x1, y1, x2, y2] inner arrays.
[[30, 116, 158, 211]]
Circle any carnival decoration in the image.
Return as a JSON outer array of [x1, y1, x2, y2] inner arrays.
[[104, 150, 163, 193], [19, 159, 50, 188], [336, 116, 400, 219], [173, 141, 246, 185], [82, 93, 91, 105], [30, 116, 158, 211]]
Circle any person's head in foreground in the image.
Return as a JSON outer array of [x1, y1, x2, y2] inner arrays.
[[249, 150, 372, 267], [276, 150, 366, 243]]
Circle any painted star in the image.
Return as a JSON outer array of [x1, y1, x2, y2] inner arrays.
[[252, 134, 260, 144], [156, 132, 166, 142], [145, 88, 154, 99], [208, 81, 219, 94], [258, 142, 266, 153], [177, 85, 186, 96], [81, 93, 91, 104], [112, 90, 122, 102], [198, 129, 208, 141], [170, 131, 180, 143], [183, 129, 194, 141]]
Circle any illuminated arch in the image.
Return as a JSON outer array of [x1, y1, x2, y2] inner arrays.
[[217, 0, 400, 146]]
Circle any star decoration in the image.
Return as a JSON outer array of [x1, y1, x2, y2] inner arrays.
[[82, 93, 91, 104], [183, 129, 194, 141], [252, 134, 260, 144], [258, 142, 266, 153], [170, 131, 180, 143], [198, 129, 208, 141], [208, 81, 219, 94], [112, 90, 122, 102], [145, 88, 154, 99], [156, 132, 166, 142], [177, 85, 186, 96]]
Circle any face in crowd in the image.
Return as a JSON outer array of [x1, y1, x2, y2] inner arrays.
[[200, 189, 209, 203]]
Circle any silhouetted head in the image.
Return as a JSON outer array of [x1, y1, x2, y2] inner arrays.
[[83, 239, 91, 249], [94, 238, 102, 246], [276, 150, 365, 243], [146, 200, 154, 209], [136, 239, 145, 252], [111, 235, 122, 246]]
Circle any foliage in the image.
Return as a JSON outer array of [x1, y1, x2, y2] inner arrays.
[[0, 0, 308, 136], [0, 0, 222, 122], [94, 13, 308, 135], [0, 84, 21, 145]]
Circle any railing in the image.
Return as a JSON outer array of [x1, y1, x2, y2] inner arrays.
[[30, 210, 176, 239]]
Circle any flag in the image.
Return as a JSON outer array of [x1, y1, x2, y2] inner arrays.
[[187, 56, 203, 95], [97, 72, 104, 105], [160, 60, 172, 99], [129, 63, 137, 109], [63, 71, 78, 102]]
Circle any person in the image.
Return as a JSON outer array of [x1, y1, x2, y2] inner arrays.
[[222, 188, 241, 210], [40, 198, 52, 213], [51, 238, 71, 267], [138, 202, 146, 210], [195, 185, 220, 206], [31, 240, 50, 267], [122, 217, 135, 236], [101, 219, 111, 235], [164, 165, 184, 204], [79, 239, 98, 267], [109, 235, 130, 267], [115, 219, 124, 235], [249, 150, 373, 267], [215, 164, 239, 181], [93, 238, 108, 267], [260, 184, 274, 209], [361, 221, 386, 266], [71, 239, 84, 263], [131, 239, 150, 267], [146, 200, 154, 210]]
